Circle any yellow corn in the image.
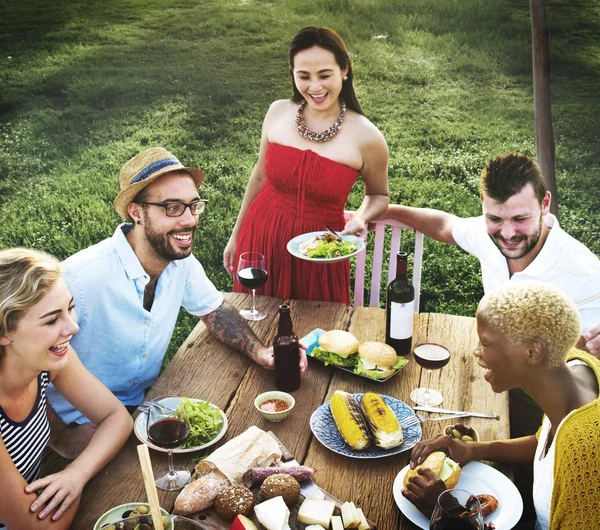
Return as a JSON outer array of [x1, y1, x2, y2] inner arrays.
[[360, 393, 403, 449], [330, 391, 371, 451]]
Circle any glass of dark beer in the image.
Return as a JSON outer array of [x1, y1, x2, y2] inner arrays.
[[410, 324, 450, 406], [237, 251, 268, 321], [430, 489, 484, 530], [146, 396, 191, 490]]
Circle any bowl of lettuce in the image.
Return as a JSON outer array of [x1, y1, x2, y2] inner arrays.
[[134, 397, 227, 454]]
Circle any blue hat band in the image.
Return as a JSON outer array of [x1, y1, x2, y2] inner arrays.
[[130, 158, 180, 184]]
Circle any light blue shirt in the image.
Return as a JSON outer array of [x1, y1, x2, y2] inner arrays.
[[46, 224, 223, 424]]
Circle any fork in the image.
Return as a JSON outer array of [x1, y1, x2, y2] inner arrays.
[[415, 412, 469, 423], [325, 225, 344, 241], [137, 401, 176, 413]]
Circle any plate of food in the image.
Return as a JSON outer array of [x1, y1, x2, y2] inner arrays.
[[303, 329, 409, 382], [310, 392, 422, 459], [287, 231, 365, 263], [135, 396, 227, 454], [393, 459, 523, 529]]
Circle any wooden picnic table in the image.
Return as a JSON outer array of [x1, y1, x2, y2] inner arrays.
[[42, 292, 510, 529]]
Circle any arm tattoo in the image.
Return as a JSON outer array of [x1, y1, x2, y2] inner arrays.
[[201, 301, 264, 360]]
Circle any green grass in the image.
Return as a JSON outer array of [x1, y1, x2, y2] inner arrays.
[[1, 0, 599, 365]]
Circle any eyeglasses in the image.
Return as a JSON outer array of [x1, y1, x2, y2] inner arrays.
[[136, 199, 208, 217]]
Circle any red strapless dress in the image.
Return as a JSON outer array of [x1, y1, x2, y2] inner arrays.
[[233, 143, 360, 304]]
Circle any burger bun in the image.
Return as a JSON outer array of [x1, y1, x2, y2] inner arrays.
[[403, 451, 461, 489], [318, 330, 360, 358]]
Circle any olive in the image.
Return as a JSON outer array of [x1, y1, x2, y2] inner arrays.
[[103, 526, 116, 530], [136, 505, 150, 515], [461, 435, 474, 442], [140, 524, 153, 530], [121, 510, 133, 518], [451, 429, 462, 439]]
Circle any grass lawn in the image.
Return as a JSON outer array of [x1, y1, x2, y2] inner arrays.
[[1, 0, 598, 364]]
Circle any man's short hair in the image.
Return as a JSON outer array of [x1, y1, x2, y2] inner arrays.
[[478, 281, 581, 368], [480, 153, 547, 204]]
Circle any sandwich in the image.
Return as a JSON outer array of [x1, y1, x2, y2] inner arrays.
[[311, 330, 360, 368], [403, 451, 461, 489], [355, 341, 407, 380]]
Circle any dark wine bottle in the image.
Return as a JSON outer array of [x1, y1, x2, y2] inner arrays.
[[273, 304, 301, 392], [385, 251, 415, 355]]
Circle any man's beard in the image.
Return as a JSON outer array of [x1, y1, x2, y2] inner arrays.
[[144, 223, 195, 262], [491, 216, 543, 260]]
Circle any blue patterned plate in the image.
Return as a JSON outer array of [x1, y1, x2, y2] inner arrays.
[[310, 394, 422, 458]]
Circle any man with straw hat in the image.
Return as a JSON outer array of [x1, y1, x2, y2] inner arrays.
[[46, 147, 307, 459]]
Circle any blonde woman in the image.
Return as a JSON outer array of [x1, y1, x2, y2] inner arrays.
[[0, 249, 132, 529], [403, 281, 600, 529]]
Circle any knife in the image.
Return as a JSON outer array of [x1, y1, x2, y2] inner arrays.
[[414, 406, 500, 420]]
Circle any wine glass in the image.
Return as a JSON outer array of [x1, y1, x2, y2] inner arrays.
[[237, 251, 268, 321], [430, 489, 484, 530], [146, 396, 191, 491], [410, 324, 450, 406]]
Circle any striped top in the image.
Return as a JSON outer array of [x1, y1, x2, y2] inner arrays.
[[0, 371, 51, 530]]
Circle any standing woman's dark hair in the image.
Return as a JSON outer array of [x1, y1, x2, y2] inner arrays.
[[288, 26, 364, 116]]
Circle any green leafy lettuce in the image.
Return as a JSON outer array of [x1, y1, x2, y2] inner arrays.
[[175, 397, 222, 448], [354, 356, 408, 379], [311, 347, 357, 367], [307, 239, 359, 259]]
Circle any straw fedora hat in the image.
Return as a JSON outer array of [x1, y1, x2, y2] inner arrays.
[[114, 147, 206, 221]]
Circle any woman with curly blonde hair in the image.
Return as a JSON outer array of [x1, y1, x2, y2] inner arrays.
[[403, 281, 600, 529], [0, 249, 132, 529]]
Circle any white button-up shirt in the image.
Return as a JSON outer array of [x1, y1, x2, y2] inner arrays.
[[47, 224, 223, 424]]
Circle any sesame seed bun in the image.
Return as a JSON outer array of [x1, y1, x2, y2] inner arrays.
[[318, 330, 360, 358]]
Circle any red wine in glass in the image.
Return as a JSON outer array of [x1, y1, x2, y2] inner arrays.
[[237, 252, 268, 321], [237, 267, 268, 290], [146, 396, 192, 491], [148, 417, 190, 449], [413, 343, 451, 370]]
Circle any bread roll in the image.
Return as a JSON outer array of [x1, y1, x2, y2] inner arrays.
[[173, 469, 231, 515], [403, 451, 461, 489]]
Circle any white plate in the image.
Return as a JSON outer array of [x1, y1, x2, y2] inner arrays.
[[134, 397, 228, 454], [310, 394, 422, 458], [286, 231, 365, 263], [393, 461, 523, 529]]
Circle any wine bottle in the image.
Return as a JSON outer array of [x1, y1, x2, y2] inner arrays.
[[385, 251, 415, 355], [274, 304, 301, 392]]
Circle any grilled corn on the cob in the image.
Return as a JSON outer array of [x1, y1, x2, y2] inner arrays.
[[330, 391, 371, 450], [360, 392, 403, 449]]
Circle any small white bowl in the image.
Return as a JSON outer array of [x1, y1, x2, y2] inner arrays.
[[254, 391, 295, 422], [93, 502, 169, 530]]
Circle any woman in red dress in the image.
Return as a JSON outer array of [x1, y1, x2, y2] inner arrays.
[[223, 26, 389, 305]]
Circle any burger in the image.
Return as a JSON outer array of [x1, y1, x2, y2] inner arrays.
[[355, 341, 407, 380], [403, 451, 461, 489], [311, 330, 360, 368]]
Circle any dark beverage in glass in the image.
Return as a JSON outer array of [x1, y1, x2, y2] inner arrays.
[[148, 417, 191, 449], [237, 267, 268, 290], [431, 516, 482, 530], [274, 304, 301, 392], [386, 251, 415, 356], [414, 343, 451, 370]]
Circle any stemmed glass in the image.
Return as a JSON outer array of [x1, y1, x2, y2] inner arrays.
[[410, 324, 451, 406], [237, 251, 268, 321], [146, 396, 191, 491], [430, 489, 484, 530]]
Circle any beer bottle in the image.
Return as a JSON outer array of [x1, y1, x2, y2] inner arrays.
[[274, 304, 301, 392], [385, 251, 415, 356]]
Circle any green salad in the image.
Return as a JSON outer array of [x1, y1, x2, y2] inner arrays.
[[175, 397, 222, 448], [298, 235, 359, 259]]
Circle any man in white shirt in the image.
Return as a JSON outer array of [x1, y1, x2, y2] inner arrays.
[[382, 152, 600, 357], [383, 152, 600, 523]]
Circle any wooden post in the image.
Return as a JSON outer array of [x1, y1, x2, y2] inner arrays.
[[530, 0, 559, 217]]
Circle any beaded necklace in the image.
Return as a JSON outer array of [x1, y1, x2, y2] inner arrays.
[[295, 100, 346, 143]]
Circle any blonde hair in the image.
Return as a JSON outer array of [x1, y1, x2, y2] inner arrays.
[[478, 281, 581, 367], [0, 249, 62, 355]]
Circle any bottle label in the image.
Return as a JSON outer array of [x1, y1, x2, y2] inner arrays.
[[390, 301, 414, 339]]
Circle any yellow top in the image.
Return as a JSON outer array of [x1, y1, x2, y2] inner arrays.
[[538, 349, 600, 529]]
